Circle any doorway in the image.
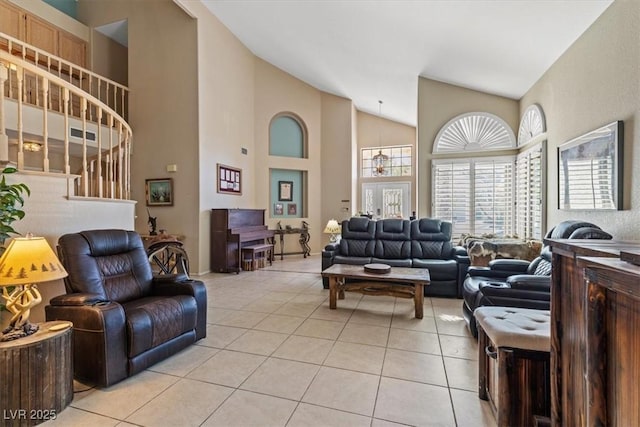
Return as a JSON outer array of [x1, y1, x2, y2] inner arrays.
[[361, 182, 411, 219]]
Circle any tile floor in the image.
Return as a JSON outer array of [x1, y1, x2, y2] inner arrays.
[[44, 255, 496, 427]]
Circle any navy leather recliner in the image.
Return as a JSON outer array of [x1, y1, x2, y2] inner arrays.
[[462, 220, 612, 337]]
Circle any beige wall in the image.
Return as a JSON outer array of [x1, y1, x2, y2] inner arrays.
[[177, 0, 256, 273], [357, 110, 417, 215], [254, 58, 323, 254], [78, 0, 201, 270], [90, 29, 128, 86], [520, 0, 640, 239], [416, 78, 520, 217], [321, 93, 354, 246]]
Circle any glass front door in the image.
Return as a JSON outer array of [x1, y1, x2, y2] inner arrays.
[[362, 182, 411, 219]]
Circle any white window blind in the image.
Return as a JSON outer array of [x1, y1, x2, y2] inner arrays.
[[516, 143, 545, 239], [433, 157, 515, 239]]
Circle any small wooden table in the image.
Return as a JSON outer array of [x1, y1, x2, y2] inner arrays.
[[0, 321, 73, 426], [321, 264, 430, 318]]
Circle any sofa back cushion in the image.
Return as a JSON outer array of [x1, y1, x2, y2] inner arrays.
[[410, 218, 454, 259], [374, 219, 411, 259], [339, 217, 376, 257]]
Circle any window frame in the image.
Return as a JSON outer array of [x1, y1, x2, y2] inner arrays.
[[360, 145, 412, 178], [432, 156, 516, 239]]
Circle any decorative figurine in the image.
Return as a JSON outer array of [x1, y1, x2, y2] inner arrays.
[[147, 208, 158, 236]]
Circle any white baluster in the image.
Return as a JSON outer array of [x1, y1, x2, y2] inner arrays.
[[42, 76, 49, 172], [63, 87, 70, 174], [97, 107, 103, 198], [16, 65, 24, 170], [81, 97, 88, 196], [0, 62, 8, 162]]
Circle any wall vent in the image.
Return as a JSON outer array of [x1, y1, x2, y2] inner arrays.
[[70, 127, 96, 141]]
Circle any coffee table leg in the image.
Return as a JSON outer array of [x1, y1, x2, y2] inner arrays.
[[414, 282, 424, 319], [329, 277, 337, 309]]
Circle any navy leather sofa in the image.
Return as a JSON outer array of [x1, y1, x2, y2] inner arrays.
[[321, 217, 467, 298]]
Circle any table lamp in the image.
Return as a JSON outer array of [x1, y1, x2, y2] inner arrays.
[[0, 235, 68, 341], [323, 219, 341, 243]]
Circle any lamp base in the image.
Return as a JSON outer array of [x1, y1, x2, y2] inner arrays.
[[1, 321, 39, 341], [329, 234, 339, 243]]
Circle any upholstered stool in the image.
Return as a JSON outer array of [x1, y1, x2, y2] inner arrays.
[[475, 307, 551, 427]]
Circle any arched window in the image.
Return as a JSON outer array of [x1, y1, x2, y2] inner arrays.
[[433, 112, 516, 153], [432, 110, 545, 239], [269, 114, 307, 158], [518, 104, 546, 146]]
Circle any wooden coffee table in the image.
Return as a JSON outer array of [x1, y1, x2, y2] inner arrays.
[[321, 264, 430, 318]]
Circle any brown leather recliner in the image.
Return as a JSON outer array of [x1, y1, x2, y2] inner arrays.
[[45, 229, 207, 387]]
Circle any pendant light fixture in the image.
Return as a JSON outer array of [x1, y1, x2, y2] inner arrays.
[[372, 100, 389, 176]]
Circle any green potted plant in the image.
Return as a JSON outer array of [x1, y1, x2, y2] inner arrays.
[[0, 166, 30, 318], [0, 166, 30, 247]]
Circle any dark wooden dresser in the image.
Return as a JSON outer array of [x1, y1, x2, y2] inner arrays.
[[544, 239, 640, 426], [210, 209, 274, 273]]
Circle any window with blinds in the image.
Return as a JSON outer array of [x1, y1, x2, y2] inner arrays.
[[433, 157, 515, 239], [516, 142, 545, 239]]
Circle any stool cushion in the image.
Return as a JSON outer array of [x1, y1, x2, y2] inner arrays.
[[475, 307, 550, 352]]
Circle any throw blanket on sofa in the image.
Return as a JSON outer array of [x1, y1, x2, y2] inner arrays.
[[459, 234, 543, 266]]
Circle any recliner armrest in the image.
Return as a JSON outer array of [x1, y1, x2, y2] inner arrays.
[[49, 292, 105, 306], [467, 266, 514, 279], [151, 278, 207, 340], [487, 259, 531, 273], [506, 274, 551, 291], [45, 300, 128, 387]]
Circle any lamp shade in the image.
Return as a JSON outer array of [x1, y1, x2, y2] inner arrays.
[[0, 236, 68, 286], [323, 219, 341, 234]]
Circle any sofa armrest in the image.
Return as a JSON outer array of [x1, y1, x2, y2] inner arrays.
[[45, 300, 127, 387], [324, 242, 340, 252], [152, 278, 208, 340], [453, 245, 468, 256], [455, 252, 471, 298]]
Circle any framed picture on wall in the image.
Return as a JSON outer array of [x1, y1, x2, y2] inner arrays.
[[217, 164, 242, 195], [146, 178, 173, 206], [274, 203, 284, 215], [279, 181, 293, 201], [287, 203, 297, 215]]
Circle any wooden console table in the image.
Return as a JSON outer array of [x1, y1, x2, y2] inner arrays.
[[544, 239, 640, 426], [0, 321, 73, 426], [271, 227, 310, 260]]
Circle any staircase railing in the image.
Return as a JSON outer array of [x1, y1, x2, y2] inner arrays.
[[0, 32, 128, 119], [0, 50, 132, 200]]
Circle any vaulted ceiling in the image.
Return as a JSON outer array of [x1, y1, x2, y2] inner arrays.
[[203, 0, 613, 126]]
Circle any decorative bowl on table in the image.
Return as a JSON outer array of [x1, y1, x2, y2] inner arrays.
[[364, 263, 391, 274]]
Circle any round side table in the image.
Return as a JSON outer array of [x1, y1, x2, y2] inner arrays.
[[0, 321, 73, 426]]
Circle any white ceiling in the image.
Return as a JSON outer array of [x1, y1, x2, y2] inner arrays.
[[202, 0, 613, 126]]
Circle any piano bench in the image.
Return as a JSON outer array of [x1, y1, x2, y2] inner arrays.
[[241, 244, 274, 271]]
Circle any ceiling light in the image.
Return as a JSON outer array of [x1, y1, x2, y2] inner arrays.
[[23, 142, 42, 152]]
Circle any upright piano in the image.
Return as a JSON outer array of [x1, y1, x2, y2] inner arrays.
[[210, 208, 274, 273]]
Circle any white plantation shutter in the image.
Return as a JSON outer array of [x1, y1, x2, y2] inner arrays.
[[474, 159, 515, 236], [433, 161, 472, 237], [433, 157, 515, 239], [516, 143, 545, 239]]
